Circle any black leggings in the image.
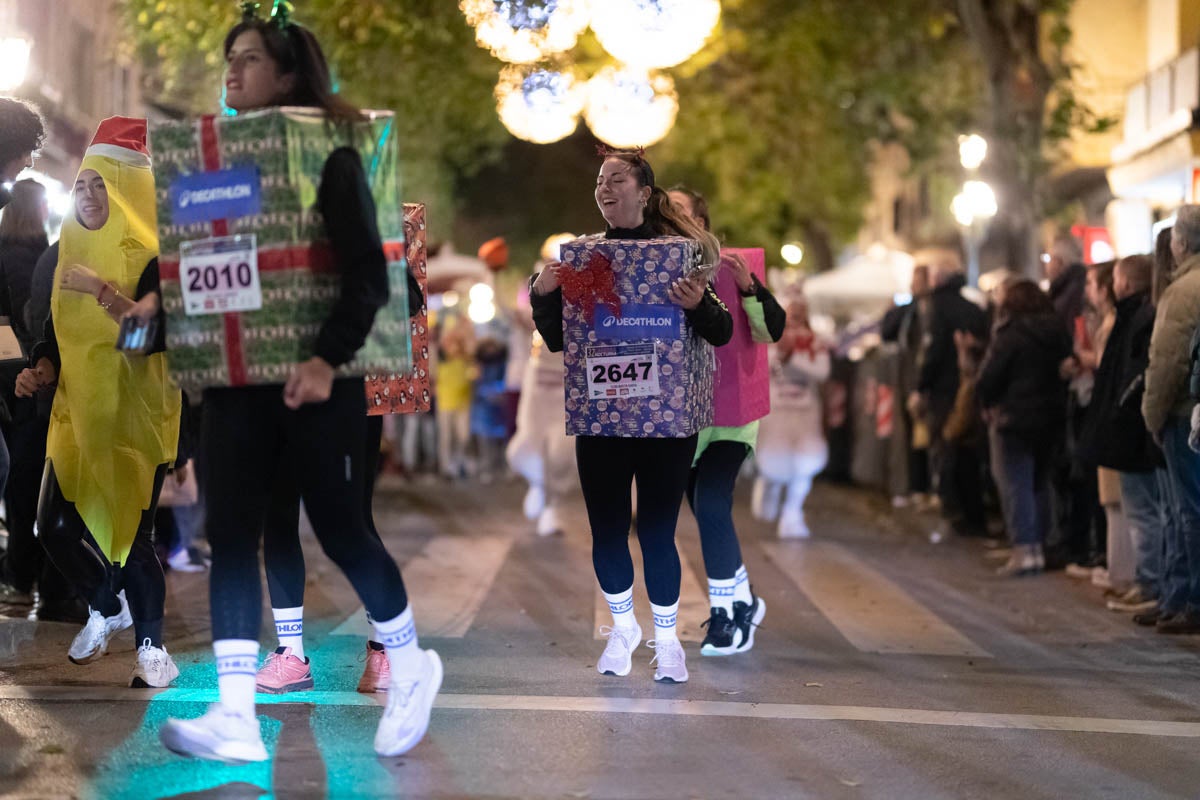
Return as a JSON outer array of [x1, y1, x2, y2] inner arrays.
[[687, 440, 749, 581], [204, 380, 407, 641], [37, 461, 168, 646], [263, 414, 390, 610], [576, 434, 696, 607]]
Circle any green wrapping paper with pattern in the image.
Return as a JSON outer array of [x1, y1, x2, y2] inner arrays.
[[150, 107, 412, 392]]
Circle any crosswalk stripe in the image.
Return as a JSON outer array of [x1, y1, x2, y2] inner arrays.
[[763, 541, 992, 658], [330, 534, 514, 639], [5, 686, 1199, 738], [593, 542, 710, 642]]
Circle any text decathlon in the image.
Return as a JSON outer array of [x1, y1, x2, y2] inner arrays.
[[602, 314, 674, 328], [177, 184, 254, 209]]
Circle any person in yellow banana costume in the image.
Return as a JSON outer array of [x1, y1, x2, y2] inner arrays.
[[16, 117, 182, 688]]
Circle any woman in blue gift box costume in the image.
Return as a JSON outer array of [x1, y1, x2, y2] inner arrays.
[[159, 3, 440, 764], [531, 149, 732, 683], [15, 117, 183, 689]]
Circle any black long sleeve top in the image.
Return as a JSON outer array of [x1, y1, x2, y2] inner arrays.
[[742, 273, 787, 342], [530, 222, 733, 352]]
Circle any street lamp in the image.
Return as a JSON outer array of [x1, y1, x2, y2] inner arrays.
[[958, 134, 987, 171], [780, 243, 804, 266], [951, 180, 997, 287], [0, 36, 31, 91]]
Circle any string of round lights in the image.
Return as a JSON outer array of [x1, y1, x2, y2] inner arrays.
[[589, 0, 721, 70], [460, 0, 592, 64], [584, 67, 678, 148], [495, 65, 586, 144]]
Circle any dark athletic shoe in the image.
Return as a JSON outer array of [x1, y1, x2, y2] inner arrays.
[[731, 594, 767, 654], [700, 607, 739, 656]]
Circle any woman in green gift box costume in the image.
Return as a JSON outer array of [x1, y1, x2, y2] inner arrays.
[[159, 3, 439, 764]]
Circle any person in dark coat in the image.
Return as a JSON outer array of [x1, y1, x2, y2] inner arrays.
[[882, 263, 932, 503], [0, 180, 82, 619], [1078, 255, 1168, 614], [916, 261, 990, 536], [977, 280, 1073, 576], [1046, 236, 1087, 328], [0, 97, 45, 212]]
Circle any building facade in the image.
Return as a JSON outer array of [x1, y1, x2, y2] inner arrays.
[[1105, 0, 1200, 255], [2, 0, 145, 212]]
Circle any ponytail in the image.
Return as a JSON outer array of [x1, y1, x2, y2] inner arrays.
[[646, 187, 721, 269]]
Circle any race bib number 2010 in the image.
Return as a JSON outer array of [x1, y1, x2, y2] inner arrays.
[[179, 235, 262, 316], [585, 342, 660, 400]]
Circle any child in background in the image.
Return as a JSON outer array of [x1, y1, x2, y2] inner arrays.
[[470, 337, 510, 483], [436, 322, 475, 480]]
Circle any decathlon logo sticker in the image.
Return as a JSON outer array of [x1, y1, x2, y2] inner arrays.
[[595, 304, 680, 340], [170, 166, 262, 225]]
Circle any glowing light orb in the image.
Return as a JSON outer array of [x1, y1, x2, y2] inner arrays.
[[461, 0, 592, 64], [495, 66, 585, 144], [0, 38, 32, 91], [590, 0, 721, 69], [584, 67, 678, 148]]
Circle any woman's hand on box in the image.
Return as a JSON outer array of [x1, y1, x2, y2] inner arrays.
[[283, 357, 335, 409], [668, 273, 706, 310], [722, 252, 754, 293], [531, 262, 561, 296]]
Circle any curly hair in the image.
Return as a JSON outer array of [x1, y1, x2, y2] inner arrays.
[[0, 97, 45, 170]]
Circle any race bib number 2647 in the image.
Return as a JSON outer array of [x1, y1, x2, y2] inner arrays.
[[585, 342, 660, 400]]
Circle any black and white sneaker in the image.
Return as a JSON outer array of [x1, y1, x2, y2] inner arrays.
[[731, 595, 767, 654], [700, 607, 740, 657]]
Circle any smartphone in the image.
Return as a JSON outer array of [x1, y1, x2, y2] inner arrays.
[[116, 317, 159, 354], [684, 261, 716, 284]]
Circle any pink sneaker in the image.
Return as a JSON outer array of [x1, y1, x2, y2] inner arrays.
[[255, 647, 314, 694], [357, 641, 390, 693]]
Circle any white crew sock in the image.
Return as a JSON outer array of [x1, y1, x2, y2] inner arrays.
[[603, 587, 636, 629], [213, 639, 259, 718], [707, 576, 737, 616], [271, 606, 305, 659], [733, 564, 753, 606], [373, 606, 423, 678], [651, 601, 680, 642]]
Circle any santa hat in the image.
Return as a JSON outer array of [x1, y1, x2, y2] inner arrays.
[[84, 117, 151, 168]]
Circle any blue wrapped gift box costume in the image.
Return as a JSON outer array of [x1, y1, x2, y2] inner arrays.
[[559, 236, 715, 438]]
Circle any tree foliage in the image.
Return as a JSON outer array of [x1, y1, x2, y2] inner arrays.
[[956, 0, 1117, 271], [120, 0, 508, 238], [654, 0, 980, 271]]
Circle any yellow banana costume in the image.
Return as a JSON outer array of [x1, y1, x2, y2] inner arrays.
[[47, 117, 181, 565]]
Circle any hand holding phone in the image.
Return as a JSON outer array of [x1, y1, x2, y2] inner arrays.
[[116, 316, 159, 354]]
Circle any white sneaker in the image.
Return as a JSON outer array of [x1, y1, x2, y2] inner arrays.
[[167, 548, 206, 573], [68, 590, 132, 665], [130, 639, 181, 688], [649, 638, 689, 683], [522, 485, 545, 520], [751, 479, 782, 522], [536, 506, 561, 537], [777, 507, 810, 539], [374, 649, 443, 757], [160, 703, 268, 764], [596, 623, 642, 677]]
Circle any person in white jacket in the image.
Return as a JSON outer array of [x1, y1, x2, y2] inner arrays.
[[752, 296, 831, 538], [506, 235, 578, 535]]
